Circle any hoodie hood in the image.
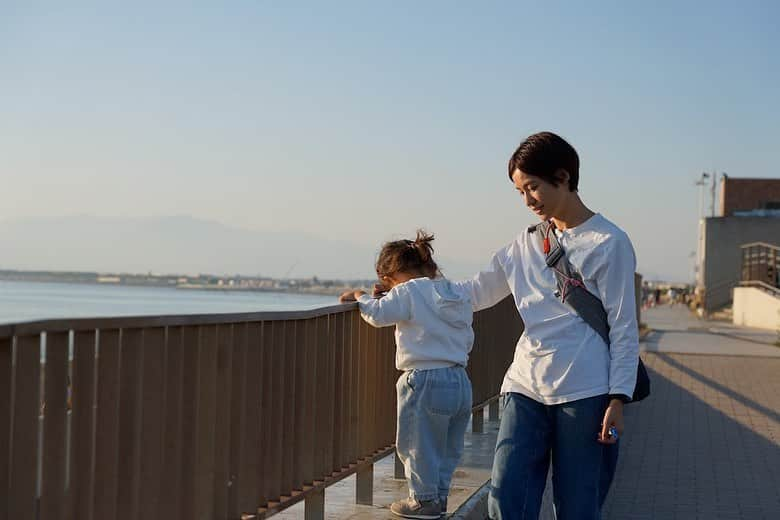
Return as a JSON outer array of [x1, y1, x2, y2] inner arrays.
[[426, 278, 471, 328]]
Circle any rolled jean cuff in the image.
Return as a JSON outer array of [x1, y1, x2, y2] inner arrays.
[[411, 492, 439, 502]]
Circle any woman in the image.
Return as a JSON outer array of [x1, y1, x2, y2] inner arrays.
[[458, 131, 639, 520]]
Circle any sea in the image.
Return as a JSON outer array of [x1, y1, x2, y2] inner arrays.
[[0, 280, 339, 325]]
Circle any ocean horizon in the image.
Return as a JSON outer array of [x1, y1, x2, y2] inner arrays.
[[0, 279, 339, 325]]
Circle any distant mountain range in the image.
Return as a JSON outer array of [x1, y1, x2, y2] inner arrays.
[[0, 216, 380, 279], [0, 216, 481, 280]]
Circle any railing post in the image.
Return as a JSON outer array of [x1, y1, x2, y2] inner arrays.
[[0, 337, 12, 520], [472, 408, 484, 433], [489, 399, 500, 422], [394, 448, 405, 479], [356, 464, 373, 505], [305, 489, 325, 520]]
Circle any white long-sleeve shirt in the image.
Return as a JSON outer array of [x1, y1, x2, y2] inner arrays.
[[356, 277, 474, 371], [457, 213, 639, 405]]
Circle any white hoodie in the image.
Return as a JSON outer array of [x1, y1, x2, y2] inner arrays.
[[356, 277, 474, 371]]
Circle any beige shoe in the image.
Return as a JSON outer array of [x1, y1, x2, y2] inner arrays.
[[390, 497, 442, 519]]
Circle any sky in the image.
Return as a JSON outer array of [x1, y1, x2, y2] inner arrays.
[[2, 1, 779, 282]]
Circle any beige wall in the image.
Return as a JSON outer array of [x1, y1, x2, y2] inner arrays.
[[733, 287, 780, 331]]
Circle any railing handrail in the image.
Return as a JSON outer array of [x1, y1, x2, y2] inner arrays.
[[703, 277, 739, 293], [739, 280, 780, 296], [740, 241, 780, 251], [0, 301, 354, 339]]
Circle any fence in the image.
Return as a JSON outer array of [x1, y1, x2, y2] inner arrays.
[[741, 241, 780, 290], [0, 296, 521, 520]]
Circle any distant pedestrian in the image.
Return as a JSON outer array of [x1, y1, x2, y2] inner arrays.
[[340, 230, 473, 519]]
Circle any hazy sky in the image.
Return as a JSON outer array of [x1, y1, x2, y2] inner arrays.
[[2, 2, 779, 282]]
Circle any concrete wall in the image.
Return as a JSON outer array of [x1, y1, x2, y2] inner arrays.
[[733, 287, 780, 331], [701, 216, 780, 312]]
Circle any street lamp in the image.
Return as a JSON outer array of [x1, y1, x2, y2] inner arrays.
[[695, 172, 710, 219], [694, 172, 710, 289]]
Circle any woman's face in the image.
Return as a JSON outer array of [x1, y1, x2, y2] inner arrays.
[[511, 168, 569, 221]]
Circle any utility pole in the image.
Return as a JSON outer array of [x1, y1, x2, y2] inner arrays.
[[696, 172, 710, 219], [710, 170, 717, 217], [695, 172, 710, 289]]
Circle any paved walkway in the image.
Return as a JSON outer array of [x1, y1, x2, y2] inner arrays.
[[273, 305, 780, 519], [600, 306, 780, 519], [640, 304, 780, 357]]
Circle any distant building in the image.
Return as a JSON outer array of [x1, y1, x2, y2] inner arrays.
[[698, 176, 780, 314], [720, 176, 780, 216]]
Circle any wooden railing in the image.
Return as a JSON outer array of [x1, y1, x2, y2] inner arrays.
[[741, 242, 780, 289], [0, 296, 522, 520]]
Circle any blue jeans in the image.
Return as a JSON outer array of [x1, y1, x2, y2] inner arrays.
[[488, 393, 619, 520], [396, 366, 472, 501]]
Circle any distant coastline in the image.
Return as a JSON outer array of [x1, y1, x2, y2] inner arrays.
[[0, 269, 372, 297]]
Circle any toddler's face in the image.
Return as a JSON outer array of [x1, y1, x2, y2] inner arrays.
[[379, 272, 405, 290], [378, 274, 395, 291]]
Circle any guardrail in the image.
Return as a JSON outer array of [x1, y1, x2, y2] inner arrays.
[[0, 296, 522, 520], [738, 280, 780, 297], [741, 242, 780, 289]]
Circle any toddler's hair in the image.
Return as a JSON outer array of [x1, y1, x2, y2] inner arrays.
[[376, 229, 439, 280]]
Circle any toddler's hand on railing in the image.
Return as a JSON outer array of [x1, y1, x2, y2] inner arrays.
[[339, 290, 356, 302], [339, 290, 367, 303]]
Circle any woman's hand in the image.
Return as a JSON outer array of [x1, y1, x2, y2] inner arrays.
[[597, 399, 624, 444], [339, 290, 366, 303], [372, 283, 388, 298]]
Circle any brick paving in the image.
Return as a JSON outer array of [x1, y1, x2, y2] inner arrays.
[[599, 352, 780, 519], [597, 306, 780, 519], [640, 305, 780, 357]]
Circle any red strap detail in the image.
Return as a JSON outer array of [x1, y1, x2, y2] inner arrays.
[[560, 277, 588, 301], [543, 237, 550, 254]]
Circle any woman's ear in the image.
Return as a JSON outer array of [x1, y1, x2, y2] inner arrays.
[[554, 168, 570, 187]]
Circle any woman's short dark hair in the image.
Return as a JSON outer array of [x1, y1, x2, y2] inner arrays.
[[376, 229, 439, 280], [507, 131, 579, 191]]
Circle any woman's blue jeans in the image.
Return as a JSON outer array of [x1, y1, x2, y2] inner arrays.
[[488, 392, 619, 520], [396, 366, 472, 502]]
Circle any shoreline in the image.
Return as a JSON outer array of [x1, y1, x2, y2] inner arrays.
[[0, 274, 353, 298]]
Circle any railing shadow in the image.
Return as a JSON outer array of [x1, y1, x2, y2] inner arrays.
[[598, 354, 780, 519], [653, 352, 780, 425]]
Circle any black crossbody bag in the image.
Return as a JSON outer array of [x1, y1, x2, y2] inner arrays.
[[530, 221, 650, 403]]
